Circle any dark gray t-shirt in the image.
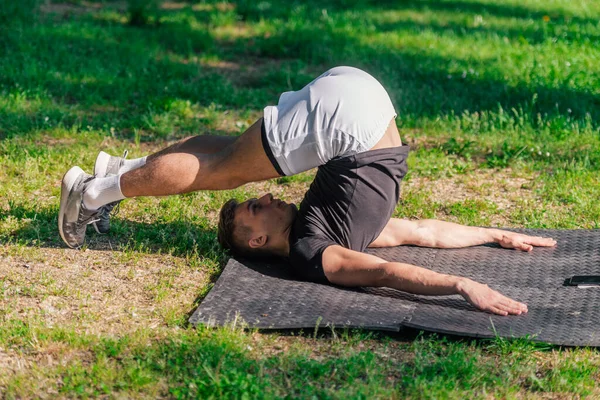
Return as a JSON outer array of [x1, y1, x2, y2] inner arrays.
[[287, 145, 410, 282]]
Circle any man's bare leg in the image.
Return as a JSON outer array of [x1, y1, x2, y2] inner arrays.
[[121, 118, 280, 197], [59, 118, 281, 248], [122, 116, 400, 198]]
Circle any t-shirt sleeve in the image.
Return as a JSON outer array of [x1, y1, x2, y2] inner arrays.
[[289, 235, 336, 283]]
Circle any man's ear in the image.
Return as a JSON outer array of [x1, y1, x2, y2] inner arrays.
[[248, 235, 268, 249]]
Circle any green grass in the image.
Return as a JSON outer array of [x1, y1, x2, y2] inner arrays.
[[1, 0, 600, 398], [2, 320, 597, 399]]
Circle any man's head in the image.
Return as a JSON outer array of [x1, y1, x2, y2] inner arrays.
[[217, 193, 298, 259]]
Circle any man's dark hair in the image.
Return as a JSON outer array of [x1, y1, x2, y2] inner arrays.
[[217, 198, 277, 261]]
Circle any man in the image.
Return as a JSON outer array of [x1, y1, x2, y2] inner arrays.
[[59, 66, 556, 315]]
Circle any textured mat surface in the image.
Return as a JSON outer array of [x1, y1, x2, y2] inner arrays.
[[189, 229, 600, 346]]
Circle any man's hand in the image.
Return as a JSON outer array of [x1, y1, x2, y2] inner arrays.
[[457, 279, 528, 316], [496, 231, 557, 252]]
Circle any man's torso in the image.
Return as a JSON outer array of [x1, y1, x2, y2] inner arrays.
[[288, 145, 410, 282]]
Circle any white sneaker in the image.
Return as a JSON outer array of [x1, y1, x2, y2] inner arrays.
[[58, 166, 100, 248]]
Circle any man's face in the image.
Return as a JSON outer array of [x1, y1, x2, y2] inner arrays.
[[234, 193, 297, 246]]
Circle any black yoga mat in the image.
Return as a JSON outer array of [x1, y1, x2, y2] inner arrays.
[[189, 229, 600, 346]]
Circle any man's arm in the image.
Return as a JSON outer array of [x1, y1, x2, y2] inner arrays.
[[369, 218, 556, 251], [322, 245, 528, 316]]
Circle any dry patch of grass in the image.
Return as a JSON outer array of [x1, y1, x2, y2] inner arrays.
[[198, 58, 285, 87], [40, 2, 107, 16], [403, 167, 540, 226], [0, 343, 94, 382], [0, 241, 207, 385], [247, 329, 412, 362], [408, 168, 535, 206], [0, 248, 206, 336]]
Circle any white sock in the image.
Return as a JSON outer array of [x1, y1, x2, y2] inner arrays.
[[83, 175, 126, 210], [119, 156, 147, 175]]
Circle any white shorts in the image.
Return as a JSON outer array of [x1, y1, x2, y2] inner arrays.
[[262, 66, 397, 176]]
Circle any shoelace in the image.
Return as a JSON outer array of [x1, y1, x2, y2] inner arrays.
[[85, 216, 101, 227], [78, 208, 101, 232], [100, 201, 121, 219], [92, 203, 119, 234]]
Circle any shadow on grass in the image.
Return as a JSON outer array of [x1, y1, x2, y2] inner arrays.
[[2, 200, 237, 320], [1, 201, 228, 276]]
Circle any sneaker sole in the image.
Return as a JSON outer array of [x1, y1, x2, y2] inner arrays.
[[58, 166, 84, 248], [94, 151, 111, 178]]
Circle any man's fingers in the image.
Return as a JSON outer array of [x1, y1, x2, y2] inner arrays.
[[528, 237, 557, 246], [503, 303, 526, 314], [523, 236, 557, 247], [500, 235, 557, 251], [495, 294, 528, 313], [464, 281, 528, 316], [510, 236, 557, 251], [498, 298, 528, 314], [493, 303, 525, 315], [498, 295, 527, 308], [488, 306, 508, 316], [518, 243, 533, 252], [495, 301, 520, 314], [494, 305, 524, 316]]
